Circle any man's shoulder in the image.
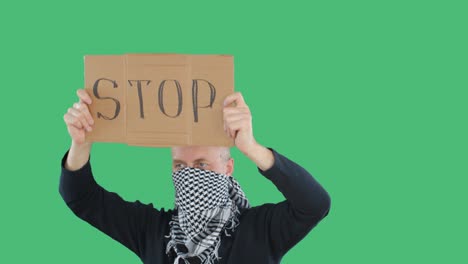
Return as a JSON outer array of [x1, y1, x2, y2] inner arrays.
[[130, 200, 175, 220], [239, 201, 287, 222]]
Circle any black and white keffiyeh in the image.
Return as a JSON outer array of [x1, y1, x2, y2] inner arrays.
[[165, 167, 250, 264]]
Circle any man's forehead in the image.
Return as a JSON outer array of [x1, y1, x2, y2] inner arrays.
[[171, 146, 227, 160]]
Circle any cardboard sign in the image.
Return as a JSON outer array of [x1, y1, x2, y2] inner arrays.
[[84, 54, 234, 147]]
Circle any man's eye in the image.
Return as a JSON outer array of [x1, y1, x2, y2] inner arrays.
[[174, 164, 185, 170], [197, 162, 208, 168]]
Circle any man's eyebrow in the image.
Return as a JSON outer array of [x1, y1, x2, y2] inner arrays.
[[193, 158, 209, 163], [172, 159, 209, 164]]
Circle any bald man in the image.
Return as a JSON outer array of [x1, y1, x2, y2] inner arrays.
[[59, 89, 331, 264]]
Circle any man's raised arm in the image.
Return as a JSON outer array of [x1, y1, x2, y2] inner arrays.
[[59, 89, 159, 260], [222, 92, 331, 259]]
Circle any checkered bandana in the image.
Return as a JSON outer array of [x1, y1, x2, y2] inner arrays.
[[165, 167, 250, 264]]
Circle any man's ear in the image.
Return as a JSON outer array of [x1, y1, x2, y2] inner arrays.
[[226, 158, 234, 176]]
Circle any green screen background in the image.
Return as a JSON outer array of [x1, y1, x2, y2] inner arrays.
[[1, 0, 466, 263]]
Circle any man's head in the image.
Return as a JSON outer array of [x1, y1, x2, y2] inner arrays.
[[171, 146, 234, 176]]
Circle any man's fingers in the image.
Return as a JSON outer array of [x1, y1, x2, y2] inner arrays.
[[64, 113, 83, 129], [223, 92, 246, 107], [224, 119, 248, 139], [226, 119, 246, 131], [67, 108, 88, 130], [223, 106, 250, 115], [224, 113, 250, 124], [223, 99, 252, 139], [77, 89, 92, 105], [67, 108, 92, 131], [74, 102, 94, 125]]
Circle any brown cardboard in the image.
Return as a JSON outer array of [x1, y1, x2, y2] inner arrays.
[[84, 54, 234, 147]]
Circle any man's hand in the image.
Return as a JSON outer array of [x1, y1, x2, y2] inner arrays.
[[223, 92, 274, 171], [64, 89, 94, 145], [63, 89, 94, 171], [223, 92, 256, 154]]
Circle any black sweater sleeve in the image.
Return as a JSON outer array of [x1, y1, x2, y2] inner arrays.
[[58, 150, 158, 259], [258, 148, 331, 258]]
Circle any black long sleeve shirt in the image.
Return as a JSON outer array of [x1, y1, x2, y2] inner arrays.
[[59, 148, 331, 263]]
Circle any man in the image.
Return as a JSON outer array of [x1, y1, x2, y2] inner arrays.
[[59, 89, 331, 264]]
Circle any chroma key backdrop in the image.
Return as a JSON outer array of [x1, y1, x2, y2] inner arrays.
[[0, 0, 466, 263]]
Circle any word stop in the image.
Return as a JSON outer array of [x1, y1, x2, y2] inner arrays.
[[92, 77, 217, 123]]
